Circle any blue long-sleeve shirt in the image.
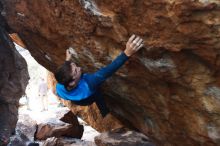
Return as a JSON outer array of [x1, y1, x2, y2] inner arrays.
[[56, 52, 129, 101]]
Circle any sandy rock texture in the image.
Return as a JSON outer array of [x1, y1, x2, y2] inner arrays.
[[1, 0, 220, 145]]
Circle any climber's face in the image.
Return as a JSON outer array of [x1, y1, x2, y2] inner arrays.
[[69, 62, 81, 87]]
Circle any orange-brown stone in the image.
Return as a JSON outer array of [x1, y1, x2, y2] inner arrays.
[[1, 0, 220, 145]]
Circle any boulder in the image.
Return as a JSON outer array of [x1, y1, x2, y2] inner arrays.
[[16, 114, 37, 141], [95, 128, 155, 146], [42, 137, 96, 146], [8, 130, 30, 146], [0, 9, 29, 146], [35, 111, 83, 140], [8, 130, 40, 146], [1, 0, 220, 145]]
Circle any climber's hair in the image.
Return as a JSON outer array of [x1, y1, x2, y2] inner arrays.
[[54, 61, 73, 89]]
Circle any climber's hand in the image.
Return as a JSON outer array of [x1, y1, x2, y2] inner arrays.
[[124, 34, 144, 57], [66, 49, 72, 61]]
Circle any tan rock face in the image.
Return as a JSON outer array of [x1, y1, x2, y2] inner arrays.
[[1, 0, 220, 145], [36, 122, 81, 140], [35, 111, 83, 140], [63, 100, 124, 132]]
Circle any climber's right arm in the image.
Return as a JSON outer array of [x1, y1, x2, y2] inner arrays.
[[85, 35, 144, 91]]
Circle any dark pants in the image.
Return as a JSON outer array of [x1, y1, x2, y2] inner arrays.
[[73, 91, 110, 117]]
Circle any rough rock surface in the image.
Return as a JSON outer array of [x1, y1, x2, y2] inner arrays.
[[7, 130, 30, 146], [2, 0, 220, 145], [42, 137, 96, 146], [8, 114, 38, 146], [36, 121, 81, 140], [36, 111, 83, 140], [0, 10, 29, 146], [15, 114, 37, 141], [95, 128, 155, 146]]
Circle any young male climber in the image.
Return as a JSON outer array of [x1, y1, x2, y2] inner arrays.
[[55, 34, 144, 117]]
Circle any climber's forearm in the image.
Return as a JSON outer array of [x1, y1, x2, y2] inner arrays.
[[84, 52, 128, 92], [94, 52, 129, 80]]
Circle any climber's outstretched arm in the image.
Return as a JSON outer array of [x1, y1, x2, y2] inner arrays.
[[85, 35, 144, 90]]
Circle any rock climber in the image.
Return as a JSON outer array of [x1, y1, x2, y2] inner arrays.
[[54, 34, 144, 117]]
